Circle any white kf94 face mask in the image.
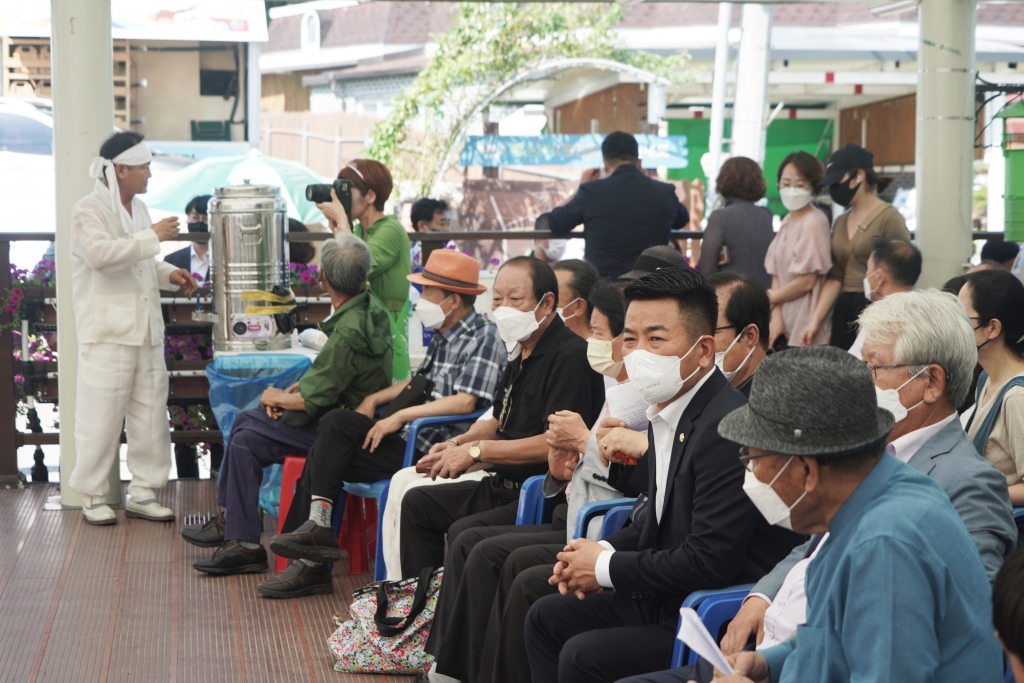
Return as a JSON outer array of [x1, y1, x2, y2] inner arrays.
[[622, 336, 706, 406], [714, 331, 755, 383], [415, 295, 451, 330], [874, 367, 928, 423], [587, 338, 624, 378], [780, 187, 813, 212], [493, 300, 543, 352], [742, 456, 808, 531]]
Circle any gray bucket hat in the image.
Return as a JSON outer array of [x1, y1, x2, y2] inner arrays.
[[719, 346, 895, 457]]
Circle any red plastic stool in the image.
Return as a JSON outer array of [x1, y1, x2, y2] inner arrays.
[[274, 455, 378, 574]]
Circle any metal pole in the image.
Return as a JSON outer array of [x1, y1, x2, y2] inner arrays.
[[246, 41, 261, 149], [915, 0, 976, 287], [51, 0, 120, 507], [731, 4, 772, 165], [986, 94, 1006, 233], [0, 240, 19, 485], [707, 2, 732, 203]]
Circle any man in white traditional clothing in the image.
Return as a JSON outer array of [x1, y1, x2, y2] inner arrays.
[[68, 131, 197, 526]]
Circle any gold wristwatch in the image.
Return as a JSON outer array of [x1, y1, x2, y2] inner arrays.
[[468, 444, 482, 461]]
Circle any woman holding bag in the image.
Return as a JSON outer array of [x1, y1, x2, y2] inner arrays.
[[799, 144, 909, 349], [317, 158, 413, 381]]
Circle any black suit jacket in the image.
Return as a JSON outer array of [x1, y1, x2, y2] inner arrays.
[[603, 368, 804, 615], [164, 245, 195, 274], [542, 164, 688, 279]]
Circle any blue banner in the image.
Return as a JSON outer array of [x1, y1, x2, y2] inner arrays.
[[460, 134, 688, 168]]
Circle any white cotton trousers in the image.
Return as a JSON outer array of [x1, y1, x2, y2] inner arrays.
[[68, 339, 171, 501], [381, 466, 490, 580]]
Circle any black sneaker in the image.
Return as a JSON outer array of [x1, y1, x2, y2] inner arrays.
[[269, 520, 343, 563], [181, 512, 226, 548], [257, 560, 334, 599], [193, 540, 268, 575]]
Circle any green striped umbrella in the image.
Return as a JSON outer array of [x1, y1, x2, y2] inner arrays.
[[146, 150, 328, 224]]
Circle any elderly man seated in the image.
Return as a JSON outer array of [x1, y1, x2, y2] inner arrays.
[[712, 346, 1002, 683], [618, 289, 1016, 683], [181, 232, 393, 575]]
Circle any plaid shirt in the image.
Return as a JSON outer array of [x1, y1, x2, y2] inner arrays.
[[408, 309, 506, 454]]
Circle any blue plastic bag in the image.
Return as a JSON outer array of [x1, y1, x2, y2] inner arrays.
[[207, 354, 312, 519]]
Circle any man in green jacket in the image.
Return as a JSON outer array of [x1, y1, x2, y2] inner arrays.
[[182, 232, 392, 575]]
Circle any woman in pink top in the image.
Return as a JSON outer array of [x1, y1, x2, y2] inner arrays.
[[764, 152, 833, 347]]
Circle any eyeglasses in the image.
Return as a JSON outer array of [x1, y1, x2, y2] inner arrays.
[[715, 325, 735, 333], [738, 446, 784, 472], [863, 362, 922, 380]]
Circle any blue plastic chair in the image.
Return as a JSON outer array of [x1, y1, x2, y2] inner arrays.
[[671, 584, 756, 667], [343, 410, 485, 582], [572, 498, 637, 540], [600, 506, 634, 539], [515, 475, 558, 525]]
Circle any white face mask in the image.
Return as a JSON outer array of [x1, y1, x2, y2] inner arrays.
[[780, 187, 813, 212], [742, 456, 808, 531], [557, 298, 581, 322], [874, 367, 927, 423], [714, 330, 756, 383], [493, 299, 544, 352], [415, 295, 451, 330], [622, 336, 707, 406], [587, 338, 624, 378], [863, 270, 879, 302]]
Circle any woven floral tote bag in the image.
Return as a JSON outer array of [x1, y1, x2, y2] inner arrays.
[[328, 566, 443, 673]]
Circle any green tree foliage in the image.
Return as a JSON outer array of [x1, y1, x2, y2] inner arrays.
[[366, 3, 690, 196]]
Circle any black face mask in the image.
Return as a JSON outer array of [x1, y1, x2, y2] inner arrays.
[[187, 221, 209, 233], [828, 177, 862, 208]]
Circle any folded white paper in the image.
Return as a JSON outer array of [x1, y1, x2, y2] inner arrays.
[[605, 382, 649, 432], [298, 328, 328, 352], [676, 607, 735, 675]]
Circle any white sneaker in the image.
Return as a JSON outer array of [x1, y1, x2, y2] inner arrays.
[[81, 495, 116, 526], [125, 497, 175, 522]]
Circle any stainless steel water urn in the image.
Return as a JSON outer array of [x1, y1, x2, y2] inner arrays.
[[199, 182, 292, 352]]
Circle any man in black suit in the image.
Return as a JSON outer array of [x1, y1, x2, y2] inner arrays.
[[164, 195, 212, 282], [523, 268, 803, 683], [535, 132, 688, 280]]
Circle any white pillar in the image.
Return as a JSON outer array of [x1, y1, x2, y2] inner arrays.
[[915, 0, 977, 287], [51, 0, 120, 507], [731, 4, 772, 165], [986, 94, 1006, 233], [247, 41, 261, 148], [707, 2, 733, 201]]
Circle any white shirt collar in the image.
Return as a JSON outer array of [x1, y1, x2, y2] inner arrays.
[[646, 367, 716, 428], [886, 412, 958, 463]]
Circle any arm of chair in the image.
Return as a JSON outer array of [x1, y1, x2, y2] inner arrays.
[[672, 584, 757, 668], [402, 410, 486, 469], [516, 475, 557, 525], [600, 506, 634, 540], [571, 498, 637, 540]]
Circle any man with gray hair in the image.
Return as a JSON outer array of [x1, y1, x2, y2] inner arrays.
[[628, 291, 1015, 683], [184, 232, 394, 576]]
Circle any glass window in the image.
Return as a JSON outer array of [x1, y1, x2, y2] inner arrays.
[[0, 113, 53, 155]]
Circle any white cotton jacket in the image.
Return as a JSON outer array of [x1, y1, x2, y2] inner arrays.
[[71, 179, 179, 346]]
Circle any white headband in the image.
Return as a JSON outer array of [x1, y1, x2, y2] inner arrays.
[[89, 141, 153, 235]]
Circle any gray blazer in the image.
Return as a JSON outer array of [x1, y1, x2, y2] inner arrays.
[[753, 418, 1016, 598], [697, 198, 775, 288]]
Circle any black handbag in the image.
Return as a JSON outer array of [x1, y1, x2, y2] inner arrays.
[[380, 344, 438, 419]]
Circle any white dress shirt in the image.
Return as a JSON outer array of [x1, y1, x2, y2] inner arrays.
[[71, 179, 178, 346], [594, 368, 716, 589], [190, 243, 211, 283], [887, 412, 957, 463]]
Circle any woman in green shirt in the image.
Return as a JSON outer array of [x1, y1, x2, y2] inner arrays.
[[316, 158, 412, 381]]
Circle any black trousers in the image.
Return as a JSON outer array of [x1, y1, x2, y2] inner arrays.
[[829, 290, 869, 350], [281, 408, 407, 534], [480, 544, 563, 683], [399, 477, 521, 579], [525, 591, 677, 683], [428, 509, 567, 682]]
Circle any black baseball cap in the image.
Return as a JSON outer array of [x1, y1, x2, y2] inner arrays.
[[819, 144, 874, 187], [618, 245, 689, 282]]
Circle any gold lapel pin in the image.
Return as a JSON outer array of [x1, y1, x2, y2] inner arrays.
[[678, 433, 685, 443]]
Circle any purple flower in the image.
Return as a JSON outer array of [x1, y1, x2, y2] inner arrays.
[[490, 258, 501, 265], [4, 304, 17, 313]]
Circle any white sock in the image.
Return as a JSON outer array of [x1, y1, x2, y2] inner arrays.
[[239, 541, 260, 550], [299, 558, 324, 568], [310, 498, 332, 528]]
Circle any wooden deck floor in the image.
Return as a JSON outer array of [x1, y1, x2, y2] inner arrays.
[[0, 479, 414, 683]]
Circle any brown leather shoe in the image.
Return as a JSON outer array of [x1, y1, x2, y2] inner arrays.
[[257, 560, 334, 599], [269, 520, 343, 563], [193, 540, 268, 575], [181, 511, 225, 548]]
